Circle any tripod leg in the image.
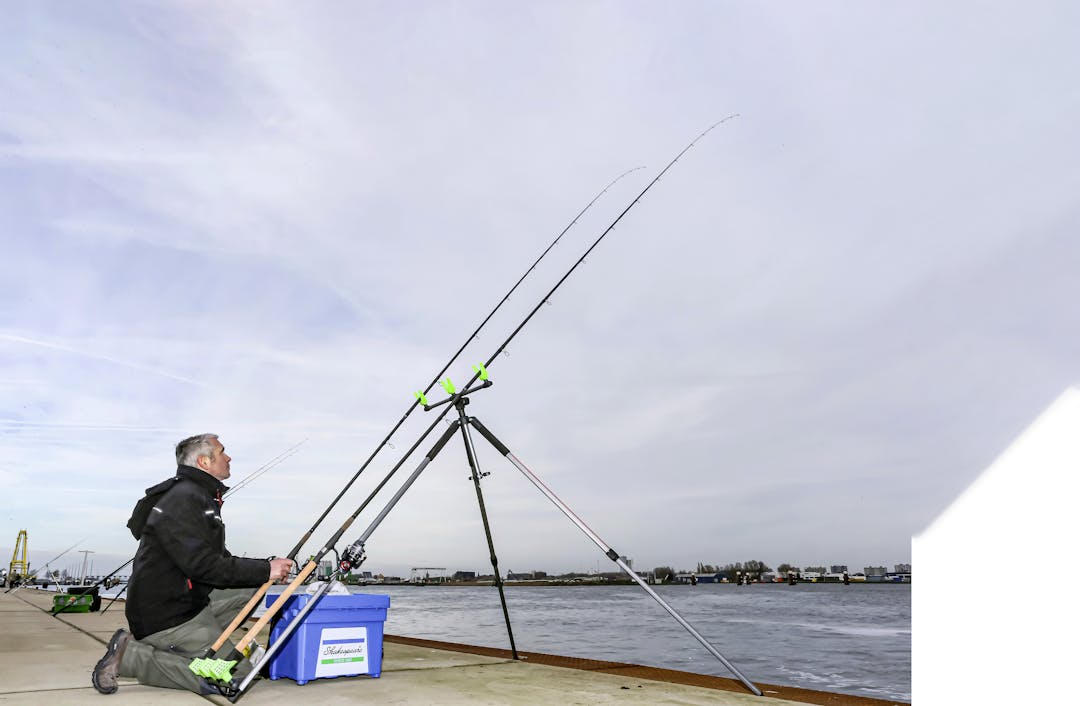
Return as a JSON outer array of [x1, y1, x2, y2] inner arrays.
[[468, 416, 762, 697], [457, 403, 519, 659]]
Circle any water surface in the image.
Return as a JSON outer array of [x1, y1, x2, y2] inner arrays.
[[354, 582, 911, 702]]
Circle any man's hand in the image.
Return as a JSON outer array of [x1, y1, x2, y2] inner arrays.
[[269, 558, 294, 583]]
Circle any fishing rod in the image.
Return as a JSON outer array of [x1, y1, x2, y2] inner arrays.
[[4, 538, 84, 593], [50, 442, 302, 617], [195, 167, 646, 657], [198, 118, 741, 700]]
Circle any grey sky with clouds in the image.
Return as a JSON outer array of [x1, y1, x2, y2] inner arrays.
[[3, 2, 1078, 579]]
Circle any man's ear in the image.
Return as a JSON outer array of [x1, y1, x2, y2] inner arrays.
[[197, 455, 210, 471]]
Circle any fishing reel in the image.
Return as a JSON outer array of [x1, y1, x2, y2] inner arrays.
[[339, 540, 366, 572]]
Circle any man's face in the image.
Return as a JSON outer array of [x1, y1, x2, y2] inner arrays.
[[199, 439, 232, 481]]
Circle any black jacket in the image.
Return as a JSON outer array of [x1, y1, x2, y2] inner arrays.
[[125, 465, 269, 639]]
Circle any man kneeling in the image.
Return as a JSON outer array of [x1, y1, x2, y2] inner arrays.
[[93, 434, 293, 695]]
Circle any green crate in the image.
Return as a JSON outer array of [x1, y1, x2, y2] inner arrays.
[[52, 593, 93, 613]]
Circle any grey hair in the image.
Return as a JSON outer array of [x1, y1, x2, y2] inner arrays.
[[175, 433, 219, 467]]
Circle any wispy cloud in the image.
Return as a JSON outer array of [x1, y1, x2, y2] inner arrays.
[[0, 332, 204, 386]]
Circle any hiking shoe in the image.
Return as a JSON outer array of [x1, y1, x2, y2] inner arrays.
[[92, 629, 130, 694]]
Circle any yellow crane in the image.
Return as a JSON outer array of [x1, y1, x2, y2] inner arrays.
[[8, 529, 29, 587]]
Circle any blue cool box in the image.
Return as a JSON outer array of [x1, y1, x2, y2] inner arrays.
[[265, 592, 390, 685]]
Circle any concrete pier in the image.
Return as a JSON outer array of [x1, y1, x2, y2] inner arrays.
[[0, 589, 905, 705]]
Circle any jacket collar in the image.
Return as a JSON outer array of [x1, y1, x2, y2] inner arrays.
[[176, 464, 229, 497]]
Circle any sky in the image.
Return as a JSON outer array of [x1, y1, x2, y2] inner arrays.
[[2, 1, 1078, 581]]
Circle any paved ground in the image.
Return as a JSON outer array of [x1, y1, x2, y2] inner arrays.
[[0, 588, 905, 705]]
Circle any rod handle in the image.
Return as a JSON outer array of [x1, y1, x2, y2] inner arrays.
[[234, 560, 317, 653], [209, 579, 275, 653]]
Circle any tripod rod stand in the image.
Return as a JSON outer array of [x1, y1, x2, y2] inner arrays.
[[233, 387, 759, 699]]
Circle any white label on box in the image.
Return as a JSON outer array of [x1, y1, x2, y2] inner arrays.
[[315, 626, 369, 678]]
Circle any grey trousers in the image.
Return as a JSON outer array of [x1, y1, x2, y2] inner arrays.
[[120, 588, 257, 693]]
